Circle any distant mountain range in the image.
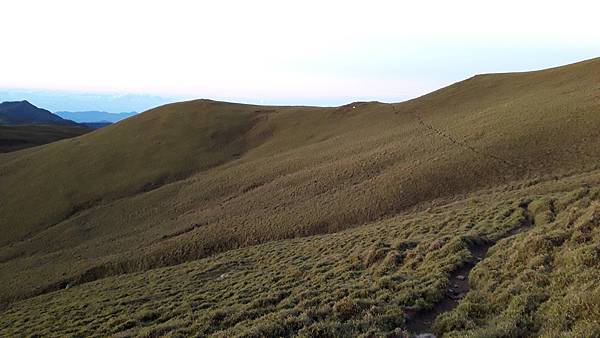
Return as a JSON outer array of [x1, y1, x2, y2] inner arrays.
[[0, 100, 92, 152], [0, 88, 177, 114], [0, 101, 137, 131], [0, 101, 137, 153], [0, 100, 79, 126], [55, 110, 137, 123]]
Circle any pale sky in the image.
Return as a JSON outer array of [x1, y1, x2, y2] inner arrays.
[[1, 0, 600, 110]]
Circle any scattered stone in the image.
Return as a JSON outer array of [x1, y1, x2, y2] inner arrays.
[[416, 334, 437, 338], [456, 275, 465, 280]]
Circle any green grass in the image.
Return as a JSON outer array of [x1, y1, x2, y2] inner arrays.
[[1, 57, 600, 336]]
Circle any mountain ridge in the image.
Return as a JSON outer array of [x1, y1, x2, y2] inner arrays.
[[0, 100, 92, 152], [0, 100, 79, 126], [55, 110, 137, 123]]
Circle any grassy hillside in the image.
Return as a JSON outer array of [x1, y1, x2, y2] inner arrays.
[[1, 58, 600, 336], [2, 169, 600, 337], [0, 124, 90, 153], [1, 58, 600, 303], [0, 100, 263, 243]]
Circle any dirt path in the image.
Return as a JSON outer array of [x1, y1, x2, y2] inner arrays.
[[405, 202, 534, 336], [404, 241, 491, 334], [390, 105, 523, 171]]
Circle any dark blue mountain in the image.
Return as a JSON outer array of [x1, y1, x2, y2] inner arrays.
[[0, 101, 79, 126]]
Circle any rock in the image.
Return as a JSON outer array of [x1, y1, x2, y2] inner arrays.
[[456, 275, 465, 280], [416, 334, 437, 338], [448, 288, 455, 294]]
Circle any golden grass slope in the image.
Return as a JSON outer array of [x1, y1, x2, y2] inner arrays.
[[0, 57, 599, 305], [0, 100, 264, 244]]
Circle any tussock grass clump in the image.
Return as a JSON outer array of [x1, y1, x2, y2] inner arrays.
[[362, 241, 392, 267], [374, 250, 404, 276], [528, 197, 556, 225]]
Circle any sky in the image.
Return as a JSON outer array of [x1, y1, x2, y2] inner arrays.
[[1, 0, 599, 112]]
